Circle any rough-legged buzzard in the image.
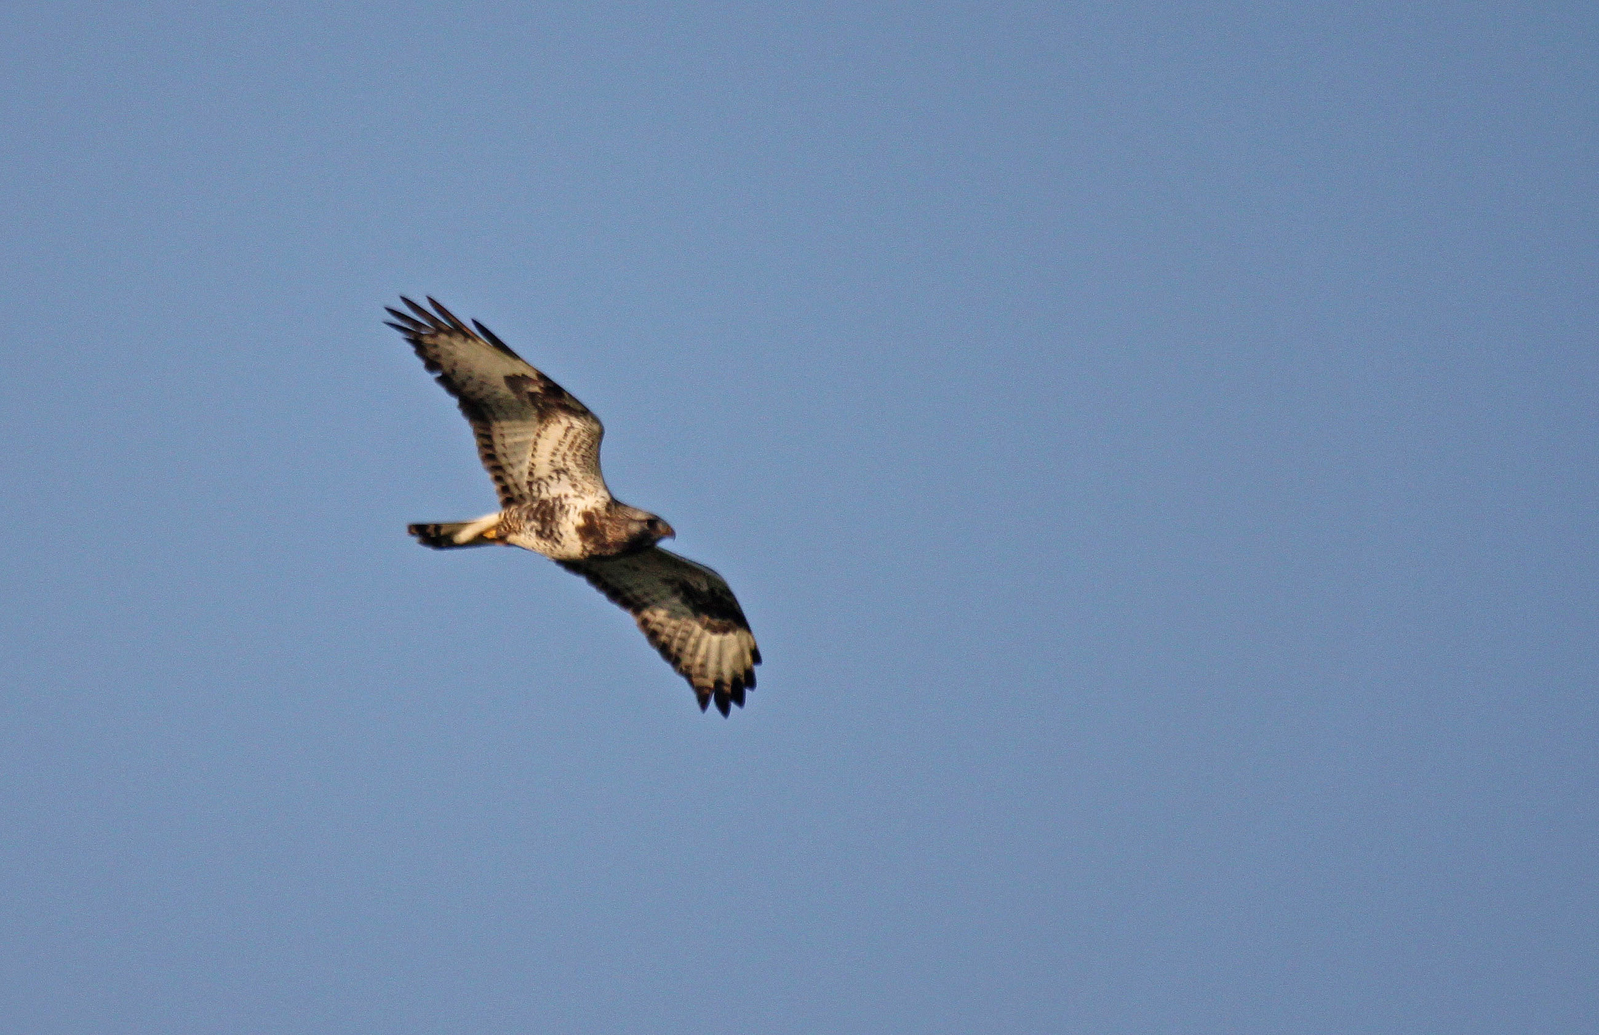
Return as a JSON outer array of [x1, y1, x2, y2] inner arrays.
[[388, 297, 760, 716]]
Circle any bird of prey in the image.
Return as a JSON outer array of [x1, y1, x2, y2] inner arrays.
[[386, 297, 760, 715]]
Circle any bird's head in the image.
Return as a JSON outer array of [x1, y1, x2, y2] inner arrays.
[[617, 504, 675, 551]]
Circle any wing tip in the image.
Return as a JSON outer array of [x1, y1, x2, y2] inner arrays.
[[473, 319, 521, 358], [705, 675, 749, 717], [386, 296, 526, 361], [426, 296, 470, 333]]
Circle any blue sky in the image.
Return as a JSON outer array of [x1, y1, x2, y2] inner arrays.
[[2, 3, 1595, 1032]]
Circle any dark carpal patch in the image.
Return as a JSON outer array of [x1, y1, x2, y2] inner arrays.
[[574, 507, 607, 554], [505, 372, 589, 418], [672, 577, 751, 629]]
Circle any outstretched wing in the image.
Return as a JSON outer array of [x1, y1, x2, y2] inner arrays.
[[561, 548, 761, 716], [386, 297, 607, 507]]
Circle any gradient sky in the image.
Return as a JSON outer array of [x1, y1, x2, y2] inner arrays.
[[2, 3, 1595, 1032]]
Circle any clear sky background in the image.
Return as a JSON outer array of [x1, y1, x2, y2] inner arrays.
[[2, 3, 1594, 1032]]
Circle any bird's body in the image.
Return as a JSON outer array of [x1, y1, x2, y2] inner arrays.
[[387, 297, 760, 715]]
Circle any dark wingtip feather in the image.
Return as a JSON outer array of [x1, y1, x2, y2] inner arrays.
[[426, 297, 471, 334], [751, 646, 763, 665], [473, 319, 521, 358], [714, 694, 731, 717], [697, 693, 711, 712], [401, 296, 438, 324]]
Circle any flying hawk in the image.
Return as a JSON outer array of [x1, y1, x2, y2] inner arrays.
[[387, 297, 760, 715]]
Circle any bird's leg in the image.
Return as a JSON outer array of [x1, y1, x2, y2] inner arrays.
[[454, 511, 503, 544]]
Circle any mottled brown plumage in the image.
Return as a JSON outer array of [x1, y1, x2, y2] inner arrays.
[[388, 297, 760, 714]]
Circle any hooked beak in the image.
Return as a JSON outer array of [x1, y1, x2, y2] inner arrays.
[[657, 521, 676, 540]]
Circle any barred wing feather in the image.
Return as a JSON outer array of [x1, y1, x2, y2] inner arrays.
[[385, 297, 607, 506], [562, 548, 761, 715]]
